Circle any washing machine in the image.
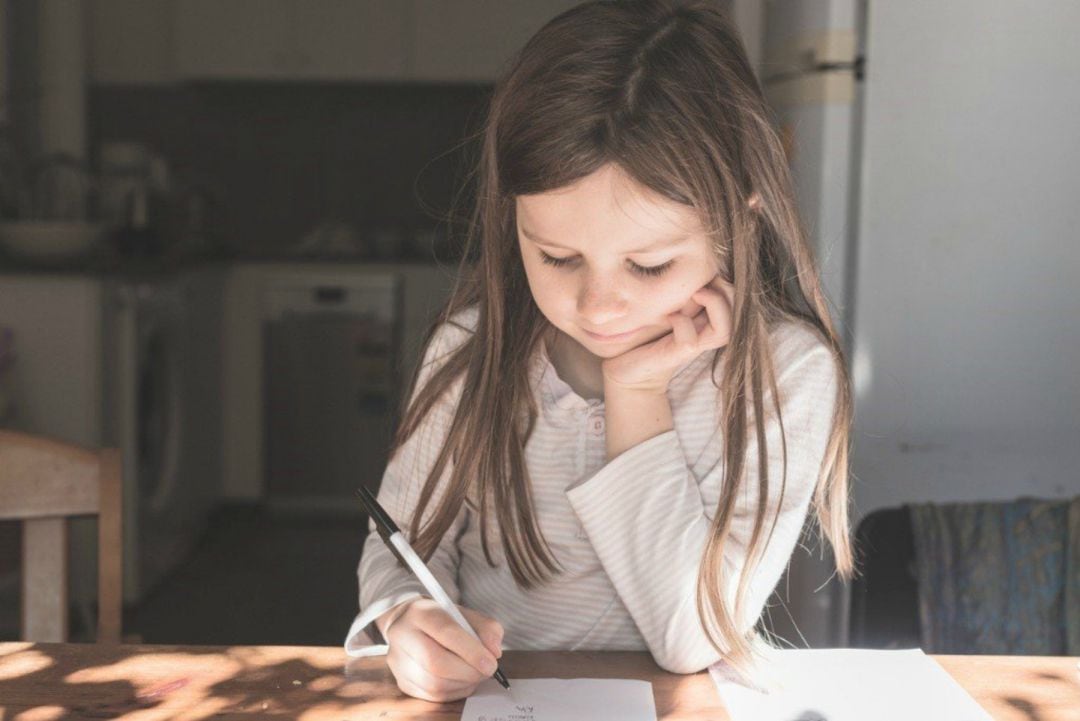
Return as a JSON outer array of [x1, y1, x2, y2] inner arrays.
[[105, 272, 223, 605]]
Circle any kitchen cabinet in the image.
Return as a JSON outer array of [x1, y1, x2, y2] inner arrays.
[[171, 0, 295, 81], [410, 0, 580, 82], [173, 0, 409, 81], [294, 2, 410, 80], [88, 0, 174, 84], [89, 1, 578, 84]]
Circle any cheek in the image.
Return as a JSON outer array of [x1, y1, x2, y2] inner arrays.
[[523, 265, 573, 315], [520, 252, 548, 294], [653, 271, 710, 317]]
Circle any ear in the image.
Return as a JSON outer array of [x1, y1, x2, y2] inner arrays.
[[747, 192, 762, 211]]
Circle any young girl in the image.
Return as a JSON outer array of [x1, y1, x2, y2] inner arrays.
[[345, 0, 854, 702]]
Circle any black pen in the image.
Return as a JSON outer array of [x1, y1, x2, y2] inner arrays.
[[357, 486, 511, 690]]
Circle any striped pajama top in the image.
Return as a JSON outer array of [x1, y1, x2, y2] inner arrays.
[[344, 304, 840, 673]]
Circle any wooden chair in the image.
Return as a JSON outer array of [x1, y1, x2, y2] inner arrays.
[[0, 430, 122, 643]]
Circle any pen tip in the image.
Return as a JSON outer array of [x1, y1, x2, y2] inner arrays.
[[494, 668, 510, 689]]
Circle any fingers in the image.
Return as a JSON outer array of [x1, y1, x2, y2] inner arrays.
[[692, 284, 733, 347], [408, 604, 501, 677], [388, 647, 479, 702], [672, 297, 721, 350], [383, 600, 506, 703], [459, 606, 505, 659], [670, 310, 700, 351], [708, 272, 734, 295], [391, 623, 487, 685], [652, 274, 736, 363]]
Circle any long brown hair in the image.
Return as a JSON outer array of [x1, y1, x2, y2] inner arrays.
[[391, 0, 854, 673]]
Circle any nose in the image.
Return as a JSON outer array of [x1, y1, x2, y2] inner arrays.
[[577, 273, 629, 329]]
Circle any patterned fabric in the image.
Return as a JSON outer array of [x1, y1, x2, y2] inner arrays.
[[344, 304, 840, 673], [910, 496, 1080, 655]]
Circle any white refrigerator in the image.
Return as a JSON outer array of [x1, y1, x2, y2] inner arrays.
[[760, 0, 1080, 647]]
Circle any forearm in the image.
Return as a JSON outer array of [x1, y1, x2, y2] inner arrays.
[[566, 430, 724, 672], [603, 384, 674, 461]]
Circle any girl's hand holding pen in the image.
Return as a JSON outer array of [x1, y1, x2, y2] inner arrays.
[[377, 598, 504, 702], [601, 274, 734, 394]]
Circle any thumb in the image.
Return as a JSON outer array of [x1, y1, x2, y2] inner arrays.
[[459, 605, 504, 658]]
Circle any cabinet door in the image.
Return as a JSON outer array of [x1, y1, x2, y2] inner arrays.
[[410, 0, 579, 83], [88, 0, 174, 84], [294, 1, 410, 80], [173, 0, 296, 80], [174, 0, 410, 81]]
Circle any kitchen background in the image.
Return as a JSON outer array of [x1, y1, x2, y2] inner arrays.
[[2, 0, 1078, 653]]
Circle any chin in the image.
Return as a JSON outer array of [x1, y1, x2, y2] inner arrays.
[[576, 329, 654, 356], [580, 343, 625, 359]]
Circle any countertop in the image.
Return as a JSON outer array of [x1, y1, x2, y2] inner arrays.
[[0, 250, 467, 279]]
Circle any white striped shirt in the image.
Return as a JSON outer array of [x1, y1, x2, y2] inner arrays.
[[344, 304, 839, 673]]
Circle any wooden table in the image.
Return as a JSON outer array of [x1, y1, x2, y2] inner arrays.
[[0, 643, 1077, 720]]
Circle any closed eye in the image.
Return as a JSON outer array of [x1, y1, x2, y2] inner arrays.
[[538, 251, 673, 278]]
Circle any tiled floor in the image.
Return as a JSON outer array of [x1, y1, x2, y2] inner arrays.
[[124, 504, 369, 647]]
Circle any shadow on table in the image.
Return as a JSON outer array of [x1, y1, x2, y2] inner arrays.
[[0, 643, 458, 720], [997, 667, 1080, 721]]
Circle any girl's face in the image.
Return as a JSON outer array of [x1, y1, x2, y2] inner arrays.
[[516, 163, 722, 359]]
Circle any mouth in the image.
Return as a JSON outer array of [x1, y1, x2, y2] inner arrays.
[[583, 327, 639, 342]]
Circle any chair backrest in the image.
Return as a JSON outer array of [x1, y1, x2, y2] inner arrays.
[[848, 507, 921, 649], [0, 430, 122, 643]]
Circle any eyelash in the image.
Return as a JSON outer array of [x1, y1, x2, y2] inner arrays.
[[538, 251, 674, 278]]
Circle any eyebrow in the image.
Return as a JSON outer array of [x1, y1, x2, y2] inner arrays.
[[519, 227, 691, 254]]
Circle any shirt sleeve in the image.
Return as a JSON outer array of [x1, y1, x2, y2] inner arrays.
[[344, 318, 472, 658], [565, 333, 840, 674]]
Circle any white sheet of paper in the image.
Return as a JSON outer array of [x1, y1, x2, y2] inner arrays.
[[709, 648, 992, 721], [461, 677, 657, 721]]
